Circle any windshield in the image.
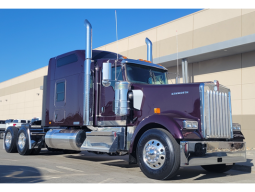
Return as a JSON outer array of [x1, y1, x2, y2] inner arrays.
[[126, 63, 168, 85]]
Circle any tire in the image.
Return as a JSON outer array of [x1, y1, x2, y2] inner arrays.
[[16, 128, 32, 155], [136, 128, 180, 180], [4, 127, 18, 153], [201, 164, 234, 173]]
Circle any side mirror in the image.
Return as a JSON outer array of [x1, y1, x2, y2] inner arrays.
[[102, 62, 112, 87]]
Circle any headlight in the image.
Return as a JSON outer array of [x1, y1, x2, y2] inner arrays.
[[232, 123, 241, 131], [183, 121, 198, 129]]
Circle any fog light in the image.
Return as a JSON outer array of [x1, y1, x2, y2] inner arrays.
[[232, 123, 241, 131]]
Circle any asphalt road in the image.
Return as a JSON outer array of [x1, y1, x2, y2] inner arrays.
[[0, 139, 254, 183]]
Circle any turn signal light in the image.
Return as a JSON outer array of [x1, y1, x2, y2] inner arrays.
[[154, 108, 161, 114], [49, 122, 51, 124], [122, 56, 128, 59]]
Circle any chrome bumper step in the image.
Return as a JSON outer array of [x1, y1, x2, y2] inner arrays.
[[180, 141, 246, 166]]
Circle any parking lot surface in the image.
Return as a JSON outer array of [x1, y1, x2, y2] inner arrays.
[[0, 139, 254, 183]]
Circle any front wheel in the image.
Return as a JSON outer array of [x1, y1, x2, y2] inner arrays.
[[136, 128, 180, 180], [201, 164, 234, 173]]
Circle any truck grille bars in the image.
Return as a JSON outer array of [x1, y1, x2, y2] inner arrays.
[[200, 83, 233, 139]]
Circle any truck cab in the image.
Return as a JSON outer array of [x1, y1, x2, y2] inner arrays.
[[3, 19, 246, 180]]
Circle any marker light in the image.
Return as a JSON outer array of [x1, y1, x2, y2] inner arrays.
[[154, 108, 161, 114], [49, 122, 51, 124], [13, 124, 16, 126], [139, 59, 144, 61], [122, 56, 127, 59]]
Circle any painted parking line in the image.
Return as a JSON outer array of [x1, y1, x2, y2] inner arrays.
[[56, 166, 83, 173], [99, 178, 114, 183], [0, 159, 18, 161], [36, 167, 63, 173]]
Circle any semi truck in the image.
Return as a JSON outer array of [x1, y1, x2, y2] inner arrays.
[[3, 19, 246, 180]]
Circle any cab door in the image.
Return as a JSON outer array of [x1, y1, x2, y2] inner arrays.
[[96, 60, 126, 127]]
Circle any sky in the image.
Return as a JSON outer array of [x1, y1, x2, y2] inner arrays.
[[0, 9, 202, 83]]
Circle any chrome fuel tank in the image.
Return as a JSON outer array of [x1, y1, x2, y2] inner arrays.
[[45, 129, 86, 151]]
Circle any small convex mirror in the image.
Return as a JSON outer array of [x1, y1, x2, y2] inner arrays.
[[102, 62, 112, 87]]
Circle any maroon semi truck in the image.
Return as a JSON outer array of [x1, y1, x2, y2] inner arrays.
[[3, 20, 246, 180]]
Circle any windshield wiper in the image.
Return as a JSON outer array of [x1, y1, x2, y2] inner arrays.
[[150, 70, 163, 84], [149, 70, 156, 84]]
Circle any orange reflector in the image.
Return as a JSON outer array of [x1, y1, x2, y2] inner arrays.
[[139, 59, 144, 61], [154, 108, 161, 114], [49, 122, 51, 124], [122, 56, 127, 59]]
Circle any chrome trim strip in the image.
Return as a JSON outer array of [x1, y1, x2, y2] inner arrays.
[[121, 59, 167, 70], [98, 120, 126, 126], [27, 127, 32, 149], [83, 19, 92, 126], [180, 141, 246, 167], [199, 83, 205, 138], [229, 91, 233, 138]]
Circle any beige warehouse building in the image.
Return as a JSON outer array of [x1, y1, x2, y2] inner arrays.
[[0, 9, 255, 147]]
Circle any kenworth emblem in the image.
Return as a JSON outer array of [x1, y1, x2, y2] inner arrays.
[[171, 91, 189, 95]]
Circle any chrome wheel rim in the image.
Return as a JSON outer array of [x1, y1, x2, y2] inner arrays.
[[5, 132, 12, 148], [143, 139, 166, 170], [18, 132, 26, 150]]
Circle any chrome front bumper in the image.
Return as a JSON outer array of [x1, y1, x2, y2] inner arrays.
[[180, 141, 246, 167]]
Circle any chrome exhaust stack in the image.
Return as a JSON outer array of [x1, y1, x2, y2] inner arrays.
[[145, 37, 153, 62], [83, 19, 92, 126]]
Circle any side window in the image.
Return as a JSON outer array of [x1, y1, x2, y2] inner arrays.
[[111, 66, 123, 89], [21, 120, 26, 123], [56, 82, 65, 102]]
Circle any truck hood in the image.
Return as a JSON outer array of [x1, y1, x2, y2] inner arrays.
[[130, 83, 202, 125]]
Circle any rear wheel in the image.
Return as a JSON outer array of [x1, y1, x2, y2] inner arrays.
[[4, 127, 18, 153], [17, 128, 32, 155], [137, 128, 180, 180], [201, 164, 234, 173]]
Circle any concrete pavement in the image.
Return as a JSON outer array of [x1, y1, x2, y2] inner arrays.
[[0, 139, 255, 183]]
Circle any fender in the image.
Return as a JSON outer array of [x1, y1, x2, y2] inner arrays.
[[128, 113, 184, 154]]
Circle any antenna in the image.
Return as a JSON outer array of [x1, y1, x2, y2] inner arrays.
[[175, 30, 179, 84], [115, 10, 118, 81]]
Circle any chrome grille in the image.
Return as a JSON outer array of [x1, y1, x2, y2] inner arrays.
[[200, 83, 233, 139]]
